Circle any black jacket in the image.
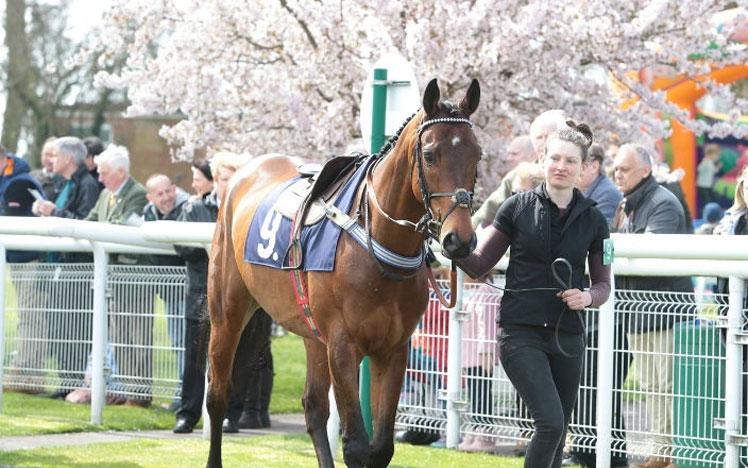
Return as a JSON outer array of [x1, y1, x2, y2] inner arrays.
[[53, 165, 101, 263], [142, 189, 189, 267], [52, 165, 101, 220], [175, 191, 218, 320], [494, 184, 609, 334]]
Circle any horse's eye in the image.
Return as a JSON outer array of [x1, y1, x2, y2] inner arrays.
[[423, 150, 435, 165]]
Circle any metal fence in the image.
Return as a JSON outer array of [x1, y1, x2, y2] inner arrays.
[[395, 276, 748, 467], [3, 262, 186, 404]]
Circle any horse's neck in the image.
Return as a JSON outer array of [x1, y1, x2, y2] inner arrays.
[[367, 150, 425, 257]]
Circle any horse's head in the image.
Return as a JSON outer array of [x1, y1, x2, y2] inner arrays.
[[410, 78, 481, 259]]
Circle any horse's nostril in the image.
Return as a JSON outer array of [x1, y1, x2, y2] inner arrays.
[[441, 232, 476, 259]]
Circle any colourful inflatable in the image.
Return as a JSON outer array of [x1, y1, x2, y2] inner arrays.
[[623, 8, 748, 215]]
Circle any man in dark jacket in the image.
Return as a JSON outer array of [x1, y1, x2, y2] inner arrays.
[[31, 137, 101, 397], [171, 190, 219, 433], [612, 143, 692, 468], [143, 173, 188, 406], [33, 137, 101, 226], [2, 175, 49, 394]]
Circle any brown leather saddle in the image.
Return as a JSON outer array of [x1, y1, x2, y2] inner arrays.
[[275, 154, 363, 226]]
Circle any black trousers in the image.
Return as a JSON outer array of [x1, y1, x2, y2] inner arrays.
[[499, 326, 585, 468], [569, 323, 631, 467], [176, 309, 274, 424], [226, 309, 273, 422], [176, 317, 205, 424]]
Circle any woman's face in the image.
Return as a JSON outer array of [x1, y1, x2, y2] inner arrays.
[[215, 166, 236, 200], [544, 138, 584, 190], [191, 168, 213, 196]]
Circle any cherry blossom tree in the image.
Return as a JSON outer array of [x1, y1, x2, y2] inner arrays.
[[90, 0, 748, 194]]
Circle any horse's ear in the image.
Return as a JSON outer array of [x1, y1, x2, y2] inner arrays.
[[422, 78, 440, 116], [459, 79, 480, 116]]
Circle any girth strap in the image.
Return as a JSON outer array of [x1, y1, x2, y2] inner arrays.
[[324, 202, 425, 270]]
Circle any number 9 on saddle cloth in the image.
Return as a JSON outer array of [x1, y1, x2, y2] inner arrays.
[[244, 154, 369, 271]]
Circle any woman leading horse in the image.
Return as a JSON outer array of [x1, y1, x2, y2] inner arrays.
[[205, 78, 481, 468]]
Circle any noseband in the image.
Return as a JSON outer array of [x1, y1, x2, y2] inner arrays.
[[366, 114, 475, 244]]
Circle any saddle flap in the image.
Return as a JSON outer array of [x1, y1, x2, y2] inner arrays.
[[275, 155, 364, 227], [274, 178, 322, 224]]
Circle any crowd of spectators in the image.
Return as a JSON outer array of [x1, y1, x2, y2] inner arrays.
[[0, 137, 275, 433]]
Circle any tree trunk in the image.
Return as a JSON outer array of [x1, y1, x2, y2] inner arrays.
[[2, 0, 29, 155]]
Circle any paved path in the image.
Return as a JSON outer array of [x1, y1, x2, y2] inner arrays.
[[0, 413, 307, 452]]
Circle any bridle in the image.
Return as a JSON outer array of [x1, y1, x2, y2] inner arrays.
[[361, 111, 476, 299], [366, 113, 476, 244]]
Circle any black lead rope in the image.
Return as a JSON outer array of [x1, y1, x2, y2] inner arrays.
[[480, 258, 586, 358]]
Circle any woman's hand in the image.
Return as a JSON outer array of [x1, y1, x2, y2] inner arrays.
[[557, 289, 592, 311]]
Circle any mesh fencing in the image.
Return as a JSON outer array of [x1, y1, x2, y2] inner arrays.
[[3, 262, 186, 404], [3, 263, 747, 465]]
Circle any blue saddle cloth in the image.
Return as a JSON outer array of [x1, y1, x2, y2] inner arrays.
[[243, 157, 373, 271]]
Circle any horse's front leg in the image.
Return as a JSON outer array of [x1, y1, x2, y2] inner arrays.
[[302, 337, 334, 468], [368, 344, 408, 468], [328, 330, 369, 468]]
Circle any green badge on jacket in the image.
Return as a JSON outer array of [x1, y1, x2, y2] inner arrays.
[[603, 238, 614, 265]]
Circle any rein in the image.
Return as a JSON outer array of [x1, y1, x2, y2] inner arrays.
[[426, 260, 457, 309], [478, 258, 586, 358]]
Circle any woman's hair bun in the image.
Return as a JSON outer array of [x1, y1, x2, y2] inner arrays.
[[565, 119, 593, 148]]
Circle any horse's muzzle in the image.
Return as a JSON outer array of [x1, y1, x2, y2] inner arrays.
[[441, 231, 477, 259]]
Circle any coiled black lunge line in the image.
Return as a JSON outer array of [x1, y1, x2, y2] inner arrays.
[[480, 258, 586, 358]]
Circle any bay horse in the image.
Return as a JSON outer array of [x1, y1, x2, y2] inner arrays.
[[206, 78, 481, 467]]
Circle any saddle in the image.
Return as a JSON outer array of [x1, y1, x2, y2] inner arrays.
[[274, 155, 363, 226], [277, 154, 365, 270]]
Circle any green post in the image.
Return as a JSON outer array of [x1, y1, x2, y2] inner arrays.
[[359, 68, 388, 440], [370, 68, 388, 154]]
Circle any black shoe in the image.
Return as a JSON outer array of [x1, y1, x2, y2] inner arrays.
[[50, 389, 70, 399], [222, 418, 239, 433], [398, 429, 440, 446], [173, 418, 195, 434], [238, 410, 271, 429], [260, 411, 270, 428], [238, 411, 262, 429]]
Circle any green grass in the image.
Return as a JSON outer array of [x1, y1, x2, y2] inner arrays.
[[0, 434, 522, 467], [0, 392, 177, 436], [269, 333, 306, 414], [0, 334, 306, 436]]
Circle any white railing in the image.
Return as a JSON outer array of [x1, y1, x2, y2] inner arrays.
[[1, 217, 747, 467]]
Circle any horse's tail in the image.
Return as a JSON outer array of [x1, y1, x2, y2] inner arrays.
[[197, 297, 211, 375]]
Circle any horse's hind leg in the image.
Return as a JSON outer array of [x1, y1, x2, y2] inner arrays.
[[368, 344, 408, 468], [302, 337, 334, 468], [206, 218, 255, 468], [328, 330, 370, 468]]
